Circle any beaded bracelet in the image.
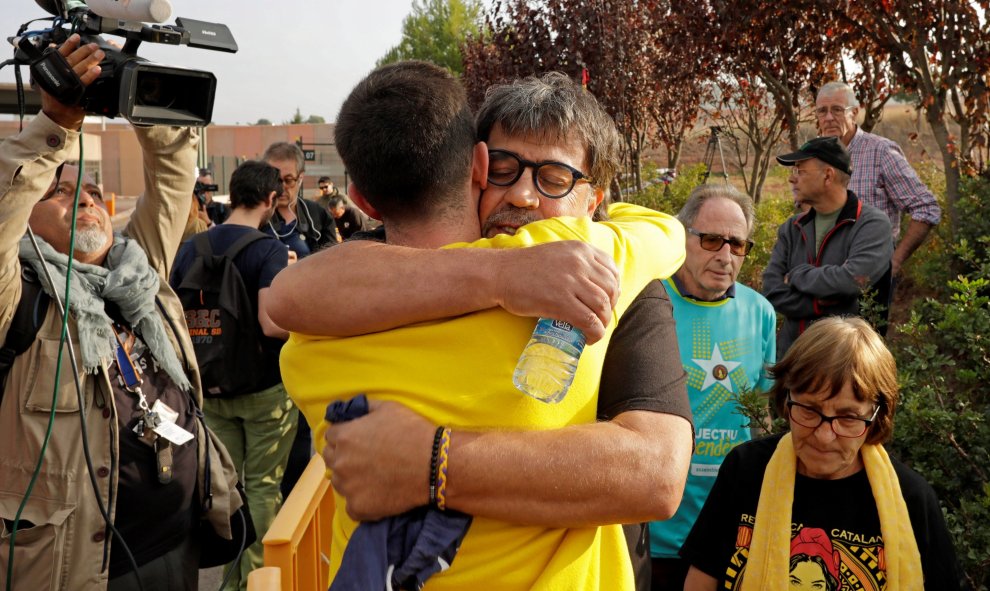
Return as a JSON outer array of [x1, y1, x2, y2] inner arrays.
[[434, 427, 452, 511], [429, 425, 445, 507]]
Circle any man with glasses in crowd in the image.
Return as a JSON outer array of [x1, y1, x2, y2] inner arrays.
[[262, 142, 337, 261], [815, 82, 941, 332], [647, 184, 777, 590], [314, 176, 337, 202], [762, 136, 892, 356], [815, 82, 940, 277], [271, 65, 693, 590], [260, 142, 337, 498]]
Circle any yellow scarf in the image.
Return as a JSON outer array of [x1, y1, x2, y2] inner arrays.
[[742, 433, 923, 590]]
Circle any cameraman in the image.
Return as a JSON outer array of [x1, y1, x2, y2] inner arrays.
[[196, 170, 229, 226], [0, 35, 242, 590]]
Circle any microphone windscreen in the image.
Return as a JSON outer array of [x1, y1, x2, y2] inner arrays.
[[85, 0, 173, 23]]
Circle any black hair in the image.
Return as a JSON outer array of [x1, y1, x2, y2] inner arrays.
[[229, 160, 283, 210], [334, 60, 475, 222]]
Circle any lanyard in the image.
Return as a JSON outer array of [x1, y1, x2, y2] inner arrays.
[[113, 323, 171, 482], [112, 324, 151, 415]]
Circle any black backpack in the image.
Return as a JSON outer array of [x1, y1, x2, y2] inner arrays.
[[175, 231, 268, 398], [0, 268, 51, 405]]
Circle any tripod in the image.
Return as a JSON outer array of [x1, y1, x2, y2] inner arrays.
[[701, 126, 730, 184]]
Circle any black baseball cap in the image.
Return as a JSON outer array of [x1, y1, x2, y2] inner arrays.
[[776, 136, 853, 175]]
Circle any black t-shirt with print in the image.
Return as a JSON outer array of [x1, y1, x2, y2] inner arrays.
[[680, 433, 961, 590]]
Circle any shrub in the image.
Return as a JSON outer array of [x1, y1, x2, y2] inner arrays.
[[622, 162, 707, 216], [892, 272, 990, 590], [737, 195, 794, 291]]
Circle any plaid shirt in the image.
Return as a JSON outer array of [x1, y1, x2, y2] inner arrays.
[[847, 126, 941, 240]]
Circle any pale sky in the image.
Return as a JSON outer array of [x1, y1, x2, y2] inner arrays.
[[1, 0, 419, 125]]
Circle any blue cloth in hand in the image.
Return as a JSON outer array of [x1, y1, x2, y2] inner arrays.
[[326, 395, 472, 591]]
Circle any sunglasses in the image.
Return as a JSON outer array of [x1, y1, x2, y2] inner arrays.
[[687, 228, 754, 256]]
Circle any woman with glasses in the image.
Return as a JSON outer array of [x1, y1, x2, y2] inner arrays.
[[680, 317, 961, 590]]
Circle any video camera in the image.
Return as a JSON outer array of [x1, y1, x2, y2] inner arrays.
[[9, 0, 237, 126], [193, 180, 218, 205]]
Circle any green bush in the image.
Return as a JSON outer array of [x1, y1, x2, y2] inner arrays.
[[874, 167, 990, 588], [892, 272, 990, 590], [737, 195, 794, 291], [622, 162, 707, 216], [905, 160, 952, 291]]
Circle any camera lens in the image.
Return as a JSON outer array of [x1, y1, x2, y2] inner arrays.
[[135, 73, 176, 108]]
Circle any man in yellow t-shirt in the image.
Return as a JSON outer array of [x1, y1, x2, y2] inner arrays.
[[273, 64, 694, 590]]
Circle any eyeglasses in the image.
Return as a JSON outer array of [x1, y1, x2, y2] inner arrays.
[[487, 149, 594, 199], [318, 184, 330, 190], [786, 396, 881, 438], [281, 174, 302, 187], [815, 105, 854, 119], [687, 228, 754, 256], [788, 164, 825, 178]]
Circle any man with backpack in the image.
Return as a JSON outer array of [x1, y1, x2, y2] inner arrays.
[[170, 160, 295, 591]]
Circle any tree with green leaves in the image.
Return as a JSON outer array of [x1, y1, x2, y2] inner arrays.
[[377, 0, 483, 75]]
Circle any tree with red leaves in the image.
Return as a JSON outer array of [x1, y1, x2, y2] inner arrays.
[[706, 74, 788, 202], [710, 0, 843, 150], [823, 0, 990, 229], [462, 0, 713, 193]]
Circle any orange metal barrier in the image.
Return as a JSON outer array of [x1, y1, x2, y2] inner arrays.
[[247, 454, 335, 591], [246, 566, 282, 591]]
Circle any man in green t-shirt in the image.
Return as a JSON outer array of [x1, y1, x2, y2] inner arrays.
[[762, 136, 892, 356]]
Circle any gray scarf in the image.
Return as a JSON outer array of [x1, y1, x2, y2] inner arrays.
[[19, 234, 192, 391]]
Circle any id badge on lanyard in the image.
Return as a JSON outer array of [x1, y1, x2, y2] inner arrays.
[[112, 324, 174, 483]]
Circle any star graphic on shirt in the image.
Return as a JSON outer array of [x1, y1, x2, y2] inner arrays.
[[693, 343, 742, 393]]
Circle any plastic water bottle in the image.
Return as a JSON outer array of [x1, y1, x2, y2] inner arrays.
[[513, 318, 586, 403]]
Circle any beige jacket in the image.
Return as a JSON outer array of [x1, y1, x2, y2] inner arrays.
[[0, 113, 242, 590]]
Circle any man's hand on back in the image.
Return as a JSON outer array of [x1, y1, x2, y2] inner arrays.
[[324, 400, 435, 521], [493, 240, 619, 344]]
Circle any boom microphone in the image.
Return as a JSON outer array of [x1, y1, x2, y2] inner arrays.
[[83, 0, 173, 23]]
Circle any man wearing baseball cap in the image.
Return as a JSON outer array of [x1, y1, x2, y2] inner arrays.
[[761, 136, 892, 355]]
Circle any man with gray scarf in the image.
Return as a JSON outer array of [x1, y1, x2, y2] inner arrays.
[[0, 35, 242, 590]]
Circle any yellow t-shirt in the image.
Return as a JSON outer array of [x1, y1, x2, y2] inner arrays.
[[280, 202, 685, 590]]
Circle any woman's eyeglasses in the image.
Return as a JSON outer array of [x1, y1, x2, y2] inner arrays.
[[786, 396, 880, 438]]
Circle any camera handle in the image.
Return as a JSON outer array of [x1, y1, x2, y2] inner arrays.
[[20, 38, 86, 106]]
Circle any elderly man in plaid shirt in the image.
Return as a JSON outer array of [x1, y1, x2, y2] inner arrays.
[[814, 81, 941, 279]]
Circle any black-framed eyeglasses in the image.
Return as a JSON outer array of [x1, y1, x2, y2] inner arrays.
[[487, 149, 595, 199], [815, 105, 854, 119], [687, 228, 754, 256], [786, 396, 881, 438], [281, 174, 302, 187]]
